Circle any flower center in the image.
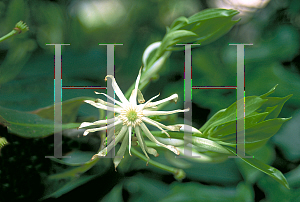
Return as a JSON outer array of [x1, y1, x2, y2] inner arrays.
[[127, 110, 138, 122], [119, 105, 143, 127]]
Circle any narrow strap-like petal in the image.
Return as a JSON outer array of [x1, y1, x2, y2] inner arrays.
[[128, 126, 132, 156], [94, 98, 120, 108], [144, 94, 178, 109], [138, 93, 160, 110], [137, 126, 159, 157], [106, 75, 129, 104], [79, 117, 117, 129], [143, 108, 189, 116], [175, 124, 202, 135], [142, 117, 170, 138], [94, 125, 127, 158], [140, 122, 180, 155], [84, 100, 122, 113], [114, 131, 129, 170], [95, 92, 124, 108], [83, 119, 122, 136], [135, 126, 149, 163], [142, 117, 181, 132], [129, 68, 142, 105]]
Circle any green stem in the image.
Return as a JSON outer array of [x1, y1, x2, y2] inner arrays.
[[0, 30, 18, 42], [130, 147, 186, 180], [0, 21, 29, 43]]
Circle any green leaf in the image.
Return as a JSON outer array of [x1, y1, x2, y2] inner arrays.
[[50, 150, 96, 166], [216, 117, 291, 144], [41, 175, 98, 200], [199, 108, 225, 133], [101, 183, 124, 202], [0, 40, 35, 84], [236, 144, 275, 184], [201, 96, 267, 136], [260, 84, 278, 98], [49, 158, 100, 179], [258, 173, 300, 202], [156, 9, 239, 58], [193, 18, 239, 45], [42, 157, 111, 200], [0, 106, 79, 138], [207, 111, 269, 139], [159, 30, 198, 54], [160, 181, 253, 202], [31, 97, 94, 123], [225, 146, 290, 189], [188, 8, 239, 24], [169, 16, 188, 31], [257, 95, 293, 120]]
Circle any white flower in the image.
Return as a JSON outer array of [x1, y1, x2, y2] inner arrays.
[[79, 68, 189, 168]]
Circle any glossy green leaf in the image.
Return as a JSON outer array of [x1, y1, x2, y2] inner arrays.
[[0, 106, 79, 138], [235, 144, 274, 184], [260, 84, 278, 98], [225, 146, 290, 189], [201, 96, 267, 135], [188, 8, 239, 24], [31, 97, 94, 123], [257, 95, 293, 120], [159, 30, 198, 53], [192, 17, 238, 45], [199, 108, 225, 133], [156, 9, 239, 58], [207, 111, 269, 138], [50, 150, 96, 166], [169, 16, 188, 31], [215, 117, 291, 144]]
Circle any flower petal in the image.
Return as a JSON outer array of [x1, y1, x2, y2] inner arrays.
[[94, 92, 124, 108], [135, 126, 150, 163], [144, 94, 178, 109], [143, 108, 189, 116], [78, 117, 116, 129], [114, 131, 129, 169], [105, 75, 129, 104], [128, 126, 132, 156], [93, 125, 128, 159], [175, 124, 202, 135], [84, 100, 122, 113], [137, 126, 159, 157], [138, 93, 160, 110], [142, 116, 181, 131], [142, 117, 170, 138], [95, 98, 120, 108], [82, 119, 122, 136], [129, 68, 142, 105], [140, 122, 180, 155]]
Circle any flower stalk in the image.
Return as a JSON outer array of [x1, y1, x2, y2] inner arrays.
[[0, 21, 29, 43]]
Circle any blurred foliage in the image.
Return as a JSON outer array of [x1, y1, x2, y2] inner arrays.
[[0, 0, 300, 201]]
